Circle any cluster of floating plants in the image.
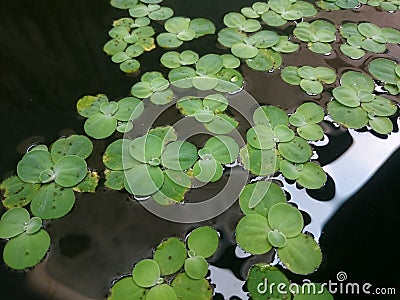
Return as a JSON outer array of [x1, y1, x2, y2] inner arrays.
[[281, 66, 337, 94], [328, 71, 398, 134], [108, 226, 218, 300], [339, 22, 400, 59], [359, 0, 400, 11], [0, 0, 399, 299]]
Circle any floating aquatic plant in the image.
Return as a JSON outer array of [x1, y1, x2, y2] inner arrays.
[[108, 226, 218, 300], [103, 126, 198, 204], [0, 208, 50, 270], [177, 94, 238, 134], [316, 0, 361, 10], [293, 20, 337, 54], [166, 53, 244, 92], [281, 66, 336, 95], [368, 57, 400, 95], [218, 26, 298, 71], [327, 71, 398, 134], [193, 136, 239, 183], [76, 94, 144, 138], [131, 71, 174, 105], [236, 200, 322, 275], [359, 0, 400, 11], [246, 264, 334, 300], [104, 17, 156, 73], [128, 3, 173, 21], [289, 102, 325, 141], [0, 135, 98, 220], [240, 106, 327, 189], [339, 22, 400, 59], [157, 17, 215, 48]]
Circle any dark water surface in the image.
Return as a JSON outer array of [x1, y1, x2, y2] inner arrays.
[[0, 0, 399, 299]]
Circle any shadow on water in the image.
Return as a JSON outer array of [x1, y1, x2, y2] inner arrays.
[[0, 0, 399, 299]]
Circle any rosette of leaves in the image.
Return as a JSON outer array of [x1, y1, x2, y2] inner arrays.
[[166, 53, 244, 93], [359, 0, 400, 11], [128, 3, 173, 21], [289, 102, 325, 141], [368, 58, 400, 95], [156, 16, 216, 48], [103, 126, 198, 203], [108, 226, 218, 300], [0, 208, 50, 270], [339, 22, 400, 59], [293, 20, 337, 54], [76, 94, 144, 139], [327, 71, 398, 134], [176, 94, 238, 134], [0, 136, 98, 220], [316, 0, 361, 10], [240, 106, 327, 189], [131, 72, 174, 105], [218, 27, 298, 71], [236, 202, 322, 275], [239, 2, 270, 19], [281, 66, 336, 94], [260, 0, 318, 27], [246, 264, 334, 300], [103, 17, 156, 73], [193, 136, 239, 183]]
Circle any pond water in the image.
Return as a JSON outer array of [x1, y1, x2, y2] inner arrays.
[[0, 0, 399, 299]]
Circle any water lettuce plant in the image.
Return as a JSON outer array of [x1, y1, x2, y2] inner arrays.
[[368, 58, 400, 95], [193, 136, 239, 183], [240, 106, 327, 189], [339, 22, 400, 59], [327, 71, 397, 134], [0, 135, 98, 221], [103, 126, 198, 204], [108, 226, 218, 300], [156, 17, 215, 48], [316, 0, 361, 10], [246, 264, 334, 300], [281, 66, 336, 94], [104, 17, 156, 73], [359, 0, 400, 11], [293, 20, 337, 54], [166, 53, 244, 92], [289, 102, 325, 141], [236, 198, 322, 274], [128, 3, 173, 21], [76, 94, 144, 138], [0, 207, 50, 270], [131, 71, 174, 105], [177, 94, 238, 134]]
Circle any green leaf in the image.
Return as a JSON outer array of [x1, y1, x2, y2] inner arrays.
[[239, 181, 286, 216], [73, 171, 99, 193], [3, 230, 50, 270], [221, 54, 240, 69], [165, 17, 190, 33], [360, 38, 386, 53], [0, 207, 30, 239], [315, 67, 336, 84], [129, 134, 163, 164], [217, 28, 245, 48], [189, 18, 216, 38], [281, 66, 301, 85], [262, 10, 287, 27], [309, 42, 332, 54], [157, 33, 183, 48], [76, 94, 108, 117], [247, 125, 276, 150], [214, 68, 244, 92], [149, 126, 177, 145], [50, 135, 93, 163], [279, 160, 301, 180], [185, 256, 209, 279], [110, 0, 138, 9], [151, 89, 174, 105], [340, 71, 375, 92], [147, 284, 177, 300], [247, 264, 291, 300], [239, 145, 277, 176], [271, 37, 299, 53], [104, 39, 127, 56], [193, 158, 222, 183], [25, 217, 42, 235], [161, 141, 198, 171], [223, 12, 246, 28], [169, 67, 196, 88], [177, 29, 196, 41], [231, 43, 258, 59], [204, 135, 239, 164], [84, 113, 117, 139], [0, 177, 39, 208], [297, 124, 324, 141], [246, 49, 282, 71], [327, 101, 368, 129], [149, 7, 174, 21], [368, 58, 398, 85], [115, 97, 144, 121], [53, 155, 87, 188], [187, 226, 219, 258], [297, 162, 327, 189], [300, 79, 323, 94], [268, 203, 303, 237], [104, 170, 125, 191], [381, 27, 400, 43], [292, 1, 318, 17], [369, 116, 393, 134], [361, 96, 397, 116], [177, 97, 203, 116], [235, 214, 272, 254], [281, 10, 303, 21], [277, 233, 322, 275], [17, 150, 54, 184], [340, 44, 365, 59], [192, 76, 219, 91], [278, 136, 312, 164], [295, 102, 325, 123], [196, 54, 223, 75], [253, 106, 289, 127], [172, 273, 213, 300], [203, 94, 228, 113], [125, 164, 164, 196], [268, 229, 287, 248], [132, 259, 160, 288], [204, 114, 238, 134], [161, 52, 181, 68], [30, 183, 75, 220], [358, 22, 381, 38], [103, 139, 140, 171], [120, 59, 141, 73], [109, 277, 148, 300], [153, 237, 187, 275]]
